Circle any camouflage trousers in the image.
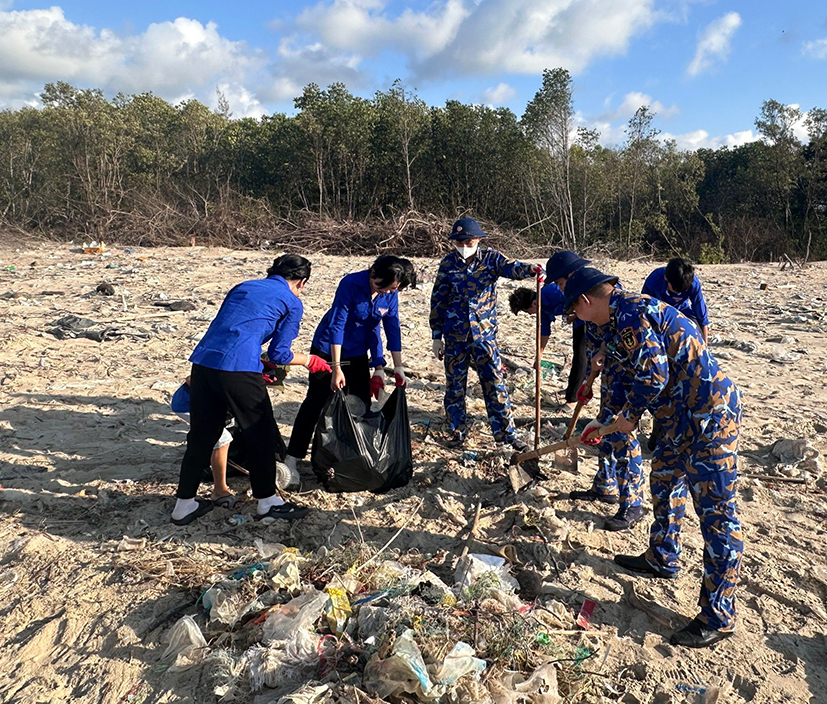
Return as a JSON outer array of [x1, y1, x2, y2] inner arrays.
[[443, 336, 516, 442], [591, 371, 645, 511], [644, 394, 743, 631]]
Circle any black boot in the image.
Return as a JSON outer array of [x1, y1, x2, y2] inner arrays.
[[670, 617, 734, 648], [613, 553, 675, 579], [604, 505, 646, 531]]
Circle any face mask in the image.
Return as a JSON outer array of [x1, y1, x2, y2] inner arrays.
[[455, 243, 478, 259]]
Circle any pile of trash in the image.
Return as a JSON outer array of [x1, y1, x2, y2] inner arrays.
[[161, 540, 593, 703], [768, 438, 823, 481]]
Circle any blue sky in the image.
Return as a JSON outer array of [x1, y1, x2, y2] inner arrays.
[[1, 0, 825, 148]]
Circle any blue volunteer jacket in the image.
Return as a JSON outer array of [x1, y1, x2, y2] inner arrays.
[[430, 248, 535, 342], [539, 282, 566, 337], [189, 275, 303, 372], [312, 270, 401, 367], [642, 267, 709, 327]]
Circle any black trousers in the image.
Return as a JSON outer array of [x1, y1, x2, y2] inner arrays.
[[565, 323, 588, 403], [177, 364, 285, 500], [287, 347, 371, 459]]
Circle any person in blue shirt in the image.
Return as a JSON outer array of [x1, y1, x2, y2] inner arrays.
[[508, 281, 565, 367], [642, 257, 709, 343], [172, 254, 330, 526], [430, 217, 544, 451], [285, 255, 414, 472]]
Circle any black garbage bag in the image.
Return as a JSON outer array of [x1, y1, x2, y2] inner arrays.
[[311, 387, 413, 493]]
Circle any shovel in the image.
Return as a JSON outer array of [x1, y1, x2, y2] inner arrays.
[[509, 420, 620, 476], [559, 364, 601, 471]]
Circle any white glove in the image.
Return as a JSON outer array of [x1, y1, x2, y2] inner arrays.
[[432, 339, 445, 361]]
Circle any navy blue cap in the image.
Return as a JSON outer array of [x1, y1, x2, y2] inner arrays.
[[449, 217, 487, 241], [545, 251, 590, 282], [563, 267, 619, 312]]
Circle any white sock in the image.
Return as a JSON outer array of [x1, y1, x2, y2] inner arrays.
[[172, 498, 198, 521], [285, 455, 299, 472], [258, 494, 285, 515]]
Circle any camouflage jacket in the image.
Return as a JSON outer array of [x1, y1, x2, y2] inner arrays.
[[607, 290, 738, 446], [429, 248, 535, 342]]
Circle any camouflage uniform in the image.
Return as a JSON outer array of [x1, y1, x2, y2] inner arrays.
[[591, 355, 645, 511], [583, 311, 645, 512], [609, 290, 742, 631], [430, 248, 535, 442]]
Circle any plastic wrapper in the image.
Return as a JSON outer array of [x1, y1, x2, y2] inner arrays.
[[163, 615, 207, 671], [324, 587, 352, 637], [454, 554, 520, 592], [263, 590, 327, 643], [311, 388, 412, 493], [432, 642, 486, 685], [363, 628, 438, 700], [268, 549, 304, 594], [488, 664, 561, 704]]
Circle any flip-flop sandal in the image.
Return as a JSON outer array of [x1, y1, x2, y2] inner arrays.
[[254, 501, 310, 524], [212, 494, 240, 509], [171, 498, 214, 526]]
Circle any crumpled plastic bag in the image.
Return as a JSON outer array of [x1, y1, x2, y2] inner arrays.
[[263, 589, 328, 643], [488, 664, 561, 704], [276, 683, 331, 704], [163, 615, 207, 671], [771, 438, 819, 465], [455, 554, 520, 593], [268, 549, 304, 594], [247, 630, 320, 691], [363, 628, 439, 700], [533, 601, 573, 629], [432, 642, 486, 685]]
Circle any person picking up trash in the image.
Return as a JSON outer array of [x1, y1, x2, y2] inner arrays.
[[642, 257, 709, 343], [564, 265, 743, 649], [172, 254, 328, 526], [430, 217, 544, 452], [285, 255, 414, 473]]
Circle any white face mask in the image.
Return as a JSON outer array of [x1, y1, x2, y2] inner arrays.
[[455, 242, 479, 259]]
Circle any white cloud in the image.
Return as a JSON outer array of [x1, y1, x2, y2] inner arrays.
[[660, 128, 758, 149], [612, 91, 679, 119], [259, 39, 366, 104], [802, 38, 827, 60], [481, 82, 515, 105], [292, 0, 658, 79], [687, 11, 741, 77], [0, 7, 264, 110]]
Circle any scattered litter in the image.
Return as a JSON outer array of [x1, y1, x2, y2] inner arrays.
[[96, 282, 115, 296], [163, 615, 207, 670], [576, 599, 596, 629], [455, 553, 520, 592]]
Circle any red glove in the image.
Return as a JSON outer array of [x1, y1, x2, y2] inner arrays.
[[370, 373, 385, 399], [581, 425, 602, 445], [394, 370, 407, 387], [530, 264, 546, 284], [306, 355, 332, 374], [576, 383, 593, 404]]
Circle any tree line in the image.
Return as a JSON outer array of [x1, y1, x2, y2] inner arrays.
[[0, 71, 825, 261]]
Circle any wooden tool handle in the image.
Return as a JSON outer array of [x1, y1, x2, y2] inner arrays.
[[513, 421, 620, 464]]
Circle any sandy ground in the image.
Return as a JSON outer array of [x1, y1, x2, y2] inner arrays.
[[0, 239, 826, 704]]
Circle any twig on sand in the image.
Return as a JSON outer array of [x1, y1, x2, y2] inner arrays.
[[354, 497, 424, 574]]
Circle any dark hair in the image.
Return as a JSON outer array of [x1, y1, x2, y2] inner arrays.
[[584, 282, 616, 299], [665, 257, 694, 293], [370, 255, 408, 289], [267, 254, 312, 281], [509, 287, 537, 315], [398, 258, 417, 290]]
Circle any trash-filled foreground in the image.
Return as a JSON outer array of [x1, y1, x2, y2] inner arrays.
[[0, 241, 826, 703]]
